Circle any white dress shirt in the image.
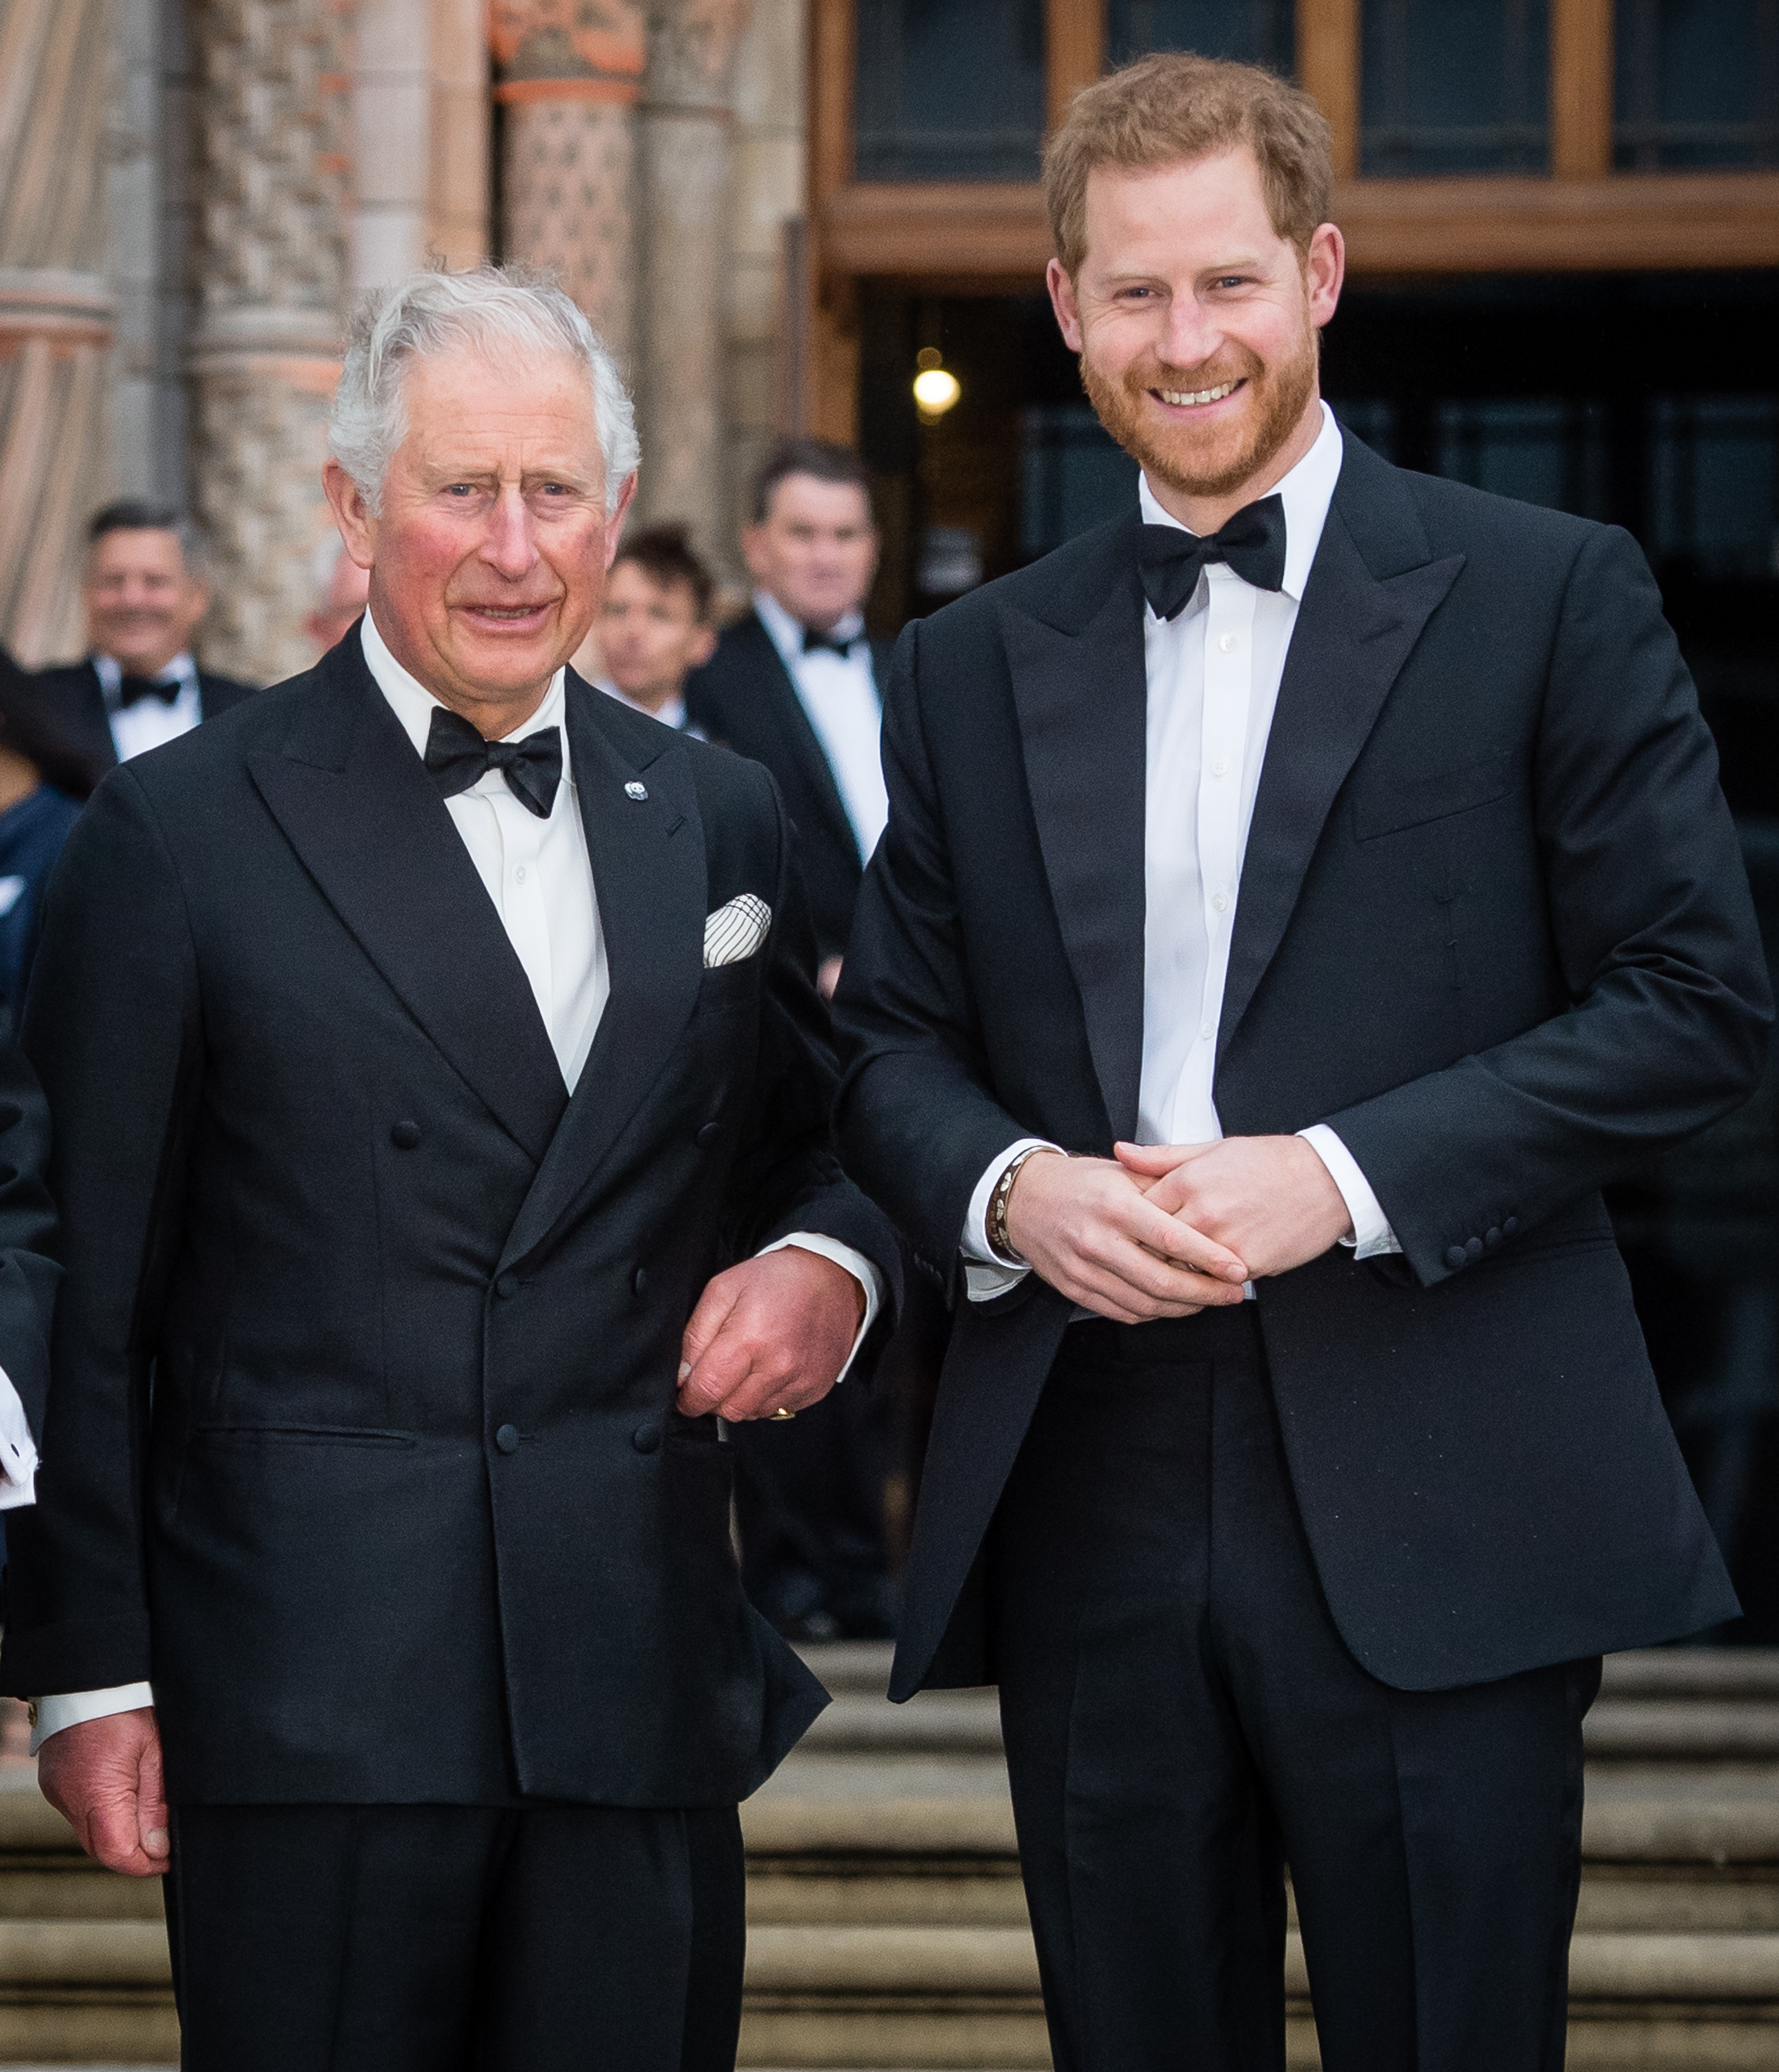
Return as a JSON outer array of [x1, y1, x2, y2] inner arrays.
[[754, 590, 889, 862], [32, 612, 882, 1749], [963, 405, 1400, 1300], [94, 650, 203, 763]]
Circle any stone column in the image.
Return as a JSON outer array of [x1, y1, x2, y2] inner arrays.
[[429, 0, 491, 267], [188, 0, 350, 686], [633, 0, 751, 542], [493, 1, 646, 375], [352, 0, 434, 294], [0, 0, 116, 664]]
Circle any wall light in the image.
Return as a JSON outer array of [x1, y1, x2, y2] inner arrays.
[[913, 347, 961, 421]]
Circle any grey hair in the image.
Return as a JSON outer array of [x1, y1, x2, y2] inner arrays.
[[327, 264, 639, 517]]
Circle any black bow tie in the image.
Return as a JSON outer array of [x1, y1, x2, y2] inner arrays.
[[802, 625, 859, 659], [118, 673, 183, 709], [423, 706, 563, 820], [1138, 495, 1288, 620]]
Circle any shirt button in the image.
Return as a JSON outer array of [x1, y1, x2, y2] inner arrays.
[[515, 866, 526, 883], [1212, 892, 1230, 913], [1212, 758, 1230, 778], [1218, 632, 1238, 653], [1200, 1024, 1214, 1042], [494, 1424, 520, 1455]]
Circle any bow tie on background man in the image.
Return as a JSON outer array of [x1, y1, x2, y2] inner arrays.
[[117, 673, 184, 710], [1138, 493, 1288, 622], [801, 625, 860, 660], [423, 705, 563, 821]]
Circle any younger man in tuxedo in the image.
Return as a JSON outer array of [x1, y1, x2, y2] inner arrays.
[[33, 501, 255, 788], [832, 52, 1771, 2072], [594, 522, 718, 733]]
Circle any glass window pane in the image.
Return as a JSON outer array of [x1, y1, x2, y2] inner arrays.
[[855, 0, 1046, 182], [1020, 405, 1141, 555], [1649, 396, 1779, 576], [1615, 0, 1779, 169], [1361, 0, 1550, 174], [1107, 0, 1296, 70], [1435, 399, 1611, 515]]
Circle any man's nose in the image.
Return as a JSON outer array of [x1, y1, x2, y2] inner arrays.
[[483, 488, 539, 577], [1157, 292, 1222, 372]]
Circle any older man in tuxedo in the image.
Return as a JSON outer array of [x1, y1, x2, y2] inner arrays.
[[3, 265, 898, 2071], [833, 53, 1771, 2072]]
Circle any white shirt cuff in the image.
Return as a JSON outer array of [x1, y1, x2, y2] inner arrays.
[[29, 1684, 156, 1756], [960, 1138, 1061, 1303], [758, 1234, 884, 1385], [0, 1361, 36, 1509], [1298, 1125, 1403, 1259]]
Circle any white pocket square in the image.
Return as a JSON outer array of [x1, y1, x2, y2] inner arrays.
[[703, 894, 772, 968]]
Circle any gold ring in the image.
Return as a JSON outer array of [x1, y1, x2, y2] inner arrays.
[[768, 1406, 796, 1421]]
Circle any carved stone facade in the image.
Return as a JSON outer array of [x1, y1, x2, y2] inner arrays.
[[0, 0, 116, 664], [10, 1, 802, 682]]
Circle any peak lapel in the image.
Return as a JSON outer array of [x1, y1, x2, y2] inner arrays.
[[498, 680, 706, 1273], [1000, 521, 1148, 1143], [1216, 483, 1464, 1067], [247, 642, 568, 1167]]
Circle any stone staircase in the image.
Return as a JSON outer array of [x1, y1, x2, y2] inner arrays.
[[0, 1651, 1776, 2067]]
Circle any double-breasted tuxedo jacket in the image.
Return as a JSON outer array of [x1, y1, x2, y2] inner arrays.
[[833, 433, 1771, 1702], [686, 611, 892, 964], [0, 640, 899, 1806], [32, 658, 256, 796]]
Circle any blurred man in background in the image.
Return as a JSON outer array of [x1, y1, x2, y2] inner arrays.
[[0, 659, 86, 1013], [303, 533, 372, 658], [687, 440, 889, 1001], [686, 441, 905, 1642], [595, 523, 716, 734], [33, 501, 256, 779]]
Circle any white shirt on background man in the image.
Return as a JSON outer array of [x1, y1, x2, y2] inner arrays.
[[94, 649, 202, 764], [753, 588, 889, 863]]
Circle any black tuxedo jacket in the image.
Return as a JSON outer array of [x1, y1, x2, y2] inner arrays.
[[686, 611, 892, 963], [32, 658, 257, 797], [0, 639, 899, 1807], [0, 1015, 57, 1450], [833, 434, 1771, 1700]]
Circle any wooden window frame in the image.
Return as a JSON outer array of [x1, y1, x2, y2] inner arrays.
[[803, 0, 1779, 435]]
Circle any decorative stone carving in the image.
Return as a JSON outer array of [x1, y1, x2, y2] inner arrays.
[[494, 1, 645, 374], [0, 0, 116, 664], [188, 0, 350, 685]]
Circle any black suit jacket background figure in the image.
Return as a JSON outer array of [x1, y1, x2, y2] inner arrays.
[[0, 640, 900, 1807], [686, 611, 892, 963], [31, 658, 256, 797], [832, 434, 1771, 1702]]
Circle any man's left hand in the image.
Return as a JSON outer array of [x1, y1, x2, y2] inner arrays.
[[1115, 1135, 1352, 1280], [676, 1249, 865, 1421]]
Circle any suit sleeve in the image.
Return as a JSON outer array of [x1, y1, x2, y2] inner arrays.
[[0, 1010, 59, 1444], [0, 769, 202, 1697], [830, 622, 1041, 1294], [717, 767, 903, 1325], [1327, 524, 1773, 1285]]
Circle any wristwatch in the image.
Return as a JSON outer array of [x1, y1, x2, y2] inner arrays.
[[988, 1146, 1057, 1265]]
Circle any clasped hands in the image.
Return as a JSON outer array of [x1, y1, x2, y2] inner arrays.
[[1004, 1135, 1353, 1326]]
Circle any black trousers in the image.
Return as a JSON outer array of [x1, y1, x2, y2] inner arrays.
[[991, 1307, 1599, 2072], [164, 1801, 745, 2072]]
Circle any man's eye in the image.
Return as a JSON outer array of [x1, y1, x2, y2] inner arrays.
[[1213, 276, 1249, 289], [445, 483, 477, 497]]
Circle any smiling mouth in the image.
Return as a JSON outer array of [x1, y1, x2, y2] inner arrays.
[[1153, 379, 1244, 407], [463, 603, 554, 622]]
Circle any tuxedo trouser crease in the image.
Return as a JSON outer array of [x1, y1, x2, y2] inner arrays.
[[164, 1799, 745, 2072], [989, 1305, 1599, 2072]]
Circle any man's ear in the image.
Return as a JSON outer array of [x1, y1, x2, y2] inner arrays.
[[1047, 258, 1085, 353], [602, 472, 640, 568], [323, 460, 377, 569], [689, 624, 718, 669]]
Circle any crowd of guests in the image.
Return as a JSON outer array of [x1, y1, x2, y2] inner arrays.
[[0, 437, 913, 1641]]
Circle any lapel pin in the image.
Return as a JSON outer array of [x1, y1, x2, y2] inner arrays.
[[624, 780, 648, 802]]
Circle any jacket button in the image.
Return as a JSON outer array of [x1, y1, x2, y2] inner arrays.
[[696, 1121, 721, 1147], [495, 1274, 519, 1299], [390, 1120, 421, 1150], [494, 1424, 520, 1455], [1444, 1245, 1468, 1271], [633, 1267, 648, 1296], [1503, 1216, 1519, 1234], [632, 1421, 662, 1455], [1485, 1226, 1501, 1247], [1465, 1236, 1483, 1260]]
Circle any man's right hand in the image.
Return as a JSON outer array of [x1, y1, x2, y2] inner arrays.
[[1004, 1151, 1249, 1324], [37, 1708, 169, 1878]]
